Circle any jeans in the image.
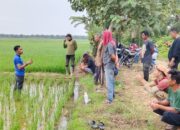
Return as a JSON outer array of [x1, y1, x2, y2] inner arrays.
[[14, 75, 24, 91], [134, 53, 140, 63], [143, 63, 150, 81], [154, 109, 180, 126], [105, 66, 115, 102]]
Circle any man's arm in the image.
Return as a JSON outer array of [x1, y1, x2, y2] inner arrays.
[[63, 40, 67, 48], [157, 99, 170, 106], [157, 104, 178, 113], [17, 60, 33, 70], [150, 100, 178, 113]]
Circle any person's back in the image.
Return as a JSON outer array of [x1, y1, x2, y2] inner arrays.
[[87, 56, 95, 74]]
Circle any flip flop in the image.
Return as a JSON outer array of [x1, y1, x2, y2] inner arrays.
[[98, 122, 105, 130], [88, 120, 99, 129]]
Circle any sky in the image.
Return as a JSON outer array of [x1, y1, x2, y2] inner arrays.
[[0, 0, 86, 35]]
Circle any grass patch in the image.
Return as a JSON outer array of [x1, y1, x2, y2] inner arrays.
[[0, 38, 90, 73]]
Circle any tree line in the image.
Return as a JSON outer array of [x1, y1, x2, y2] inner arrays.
[[0, 34, 88, 39]]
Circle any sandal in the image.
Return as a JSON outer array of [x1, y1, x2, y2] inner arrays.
[[98, 122, 105, 130], [88, 120, 99, 129]]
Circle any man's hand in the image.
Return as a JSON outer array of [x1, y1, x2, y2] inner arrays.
[[150, 102, 159, 110], [27, 59, 33, 65]]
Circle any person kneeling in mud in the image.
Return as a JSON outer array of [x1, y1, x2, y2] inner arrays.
[[139, 65, 169, 100], [79, 53, 95, 74], [150, 69, 180, 130]]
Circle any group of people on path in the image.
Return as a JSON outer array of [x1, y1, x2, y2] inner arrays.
[[13, 26, 180, 129], [139, 27, 180, 129]]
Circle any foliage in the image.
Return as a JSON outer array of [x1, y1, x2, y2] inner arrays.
[[69, 0, 180, 42], [155, 36, 173, 58]]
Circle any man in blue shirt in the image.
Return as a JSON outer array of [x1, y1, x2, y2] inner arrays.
[[14, 45, 33, 91]]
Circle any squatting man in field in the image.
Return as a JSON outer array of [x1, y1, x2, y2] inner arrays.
[[150, 70, 180, 129], [63, 34, 77, 76], [13, 45, 33, 92]]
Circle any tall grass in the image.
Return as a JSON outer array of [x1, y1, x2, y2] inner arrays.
[[0, 73, 74, 130], [0, 38, 90, 73]]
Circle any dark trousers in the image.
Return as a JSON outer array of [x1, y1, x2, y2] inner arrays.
[[66, 55, 75, 67], [94, 66, 104, 85], [66, 55, 75, 73], [154, 109, 180, 126], [143, 63, 150, 81], [14, 75, 24, 91]]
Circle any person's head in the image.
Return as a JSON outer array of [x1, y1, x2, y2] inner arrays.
[[94, 34, 101, 43], [154, 65, 167, 79], [82, 53, 89, 63], [141, 30, 150, 41], [103, 30, 114, 46], [168, 69, 180, 86], [14, 45, 23, 55], [65, 34, 72, 41], [170, 27, 179, 39]]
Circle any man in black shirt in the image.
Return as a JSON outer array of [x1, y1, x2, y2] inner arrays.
[[168, 27, 180, 69], [141, 31, 154, 81]]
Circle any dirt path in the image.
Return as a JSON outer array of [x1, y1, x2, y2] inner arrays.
[[115, 63, 165, 130]]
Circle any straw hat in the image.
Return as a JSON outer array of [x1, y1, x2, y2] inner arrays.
[[156, 65, 169, 76]]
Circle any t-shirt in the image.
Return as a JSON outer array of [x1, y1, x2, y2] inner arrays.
[[14, 54, 25, 76], [168, 37, 180, 63], [167, 87, 180, 112], [155, 77, 169, 91], [64, 40, 77, 55], [87, 57, 95, 74], [103, 43, 116, 69], [142, 40, 154, 64]]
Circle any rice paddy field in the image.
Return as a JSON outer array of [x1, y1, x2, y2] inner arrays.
[[0, 38, 89, 130], [0, 38, 90, 73]]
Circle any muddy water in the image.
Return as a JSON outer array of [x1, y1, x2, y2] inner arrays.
[[0, 81, 73, 130]]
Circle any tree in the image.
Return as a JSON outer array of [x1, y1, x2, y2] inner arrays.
[[69, 0, 179, 44]]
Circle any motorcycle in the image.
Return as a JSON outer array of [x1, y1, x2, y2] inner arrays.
[[117, 48, 139, 68]]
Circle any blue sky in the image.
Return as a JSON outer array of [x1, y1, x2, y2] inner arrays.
[[0, 0, 86, 35]]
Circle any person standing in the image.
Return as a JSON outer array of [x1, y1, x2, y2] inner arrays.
[[141, 31, 154, 81], [103, 30, 117, 104], [168, 27, 180, 69], [63, 34, 77, 76], [94, 34, 104, 85], [13, 45, 33, 92]]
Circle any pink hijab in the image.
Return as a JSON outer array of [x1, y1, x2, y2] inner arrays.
[[103, 30, 116, 46]]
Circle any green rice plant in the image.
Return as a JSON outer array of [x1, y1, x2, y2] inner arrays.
[[0, 38, 90, 73]]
